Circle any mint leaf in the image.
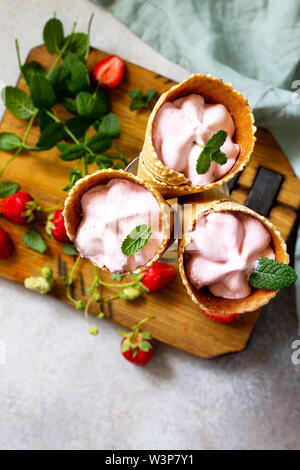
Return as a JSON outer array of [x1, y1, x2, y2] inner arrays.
[[129, 88, 156, 111], [39, 109, 53, 132], [63, 33, 89, 61], [65, 55, 90, 94], [62, 97, 78, 115], [196, 147, 211, 174], [23, 228, 47, 254], [93, 89, 110, 116], [211, 149, 227, 165], [43, 18, 64, 54], [129, 89, 143, 100], [111, 273, 123, 281], [86, 134, 112, 154], [195, 130, 228, 175], [48, 65, 69, 93], [64, 116, 93, 141], [99, 113, 120, 138], [60, 143, 86, 161], [63, 169, 82, 191], [22, 61, 46, 85], [0, 133, 22, 151], [63, 243, 78, 256], [249, 257, 297, 290], [205, 130, 227, 149], [29, 73, 56, 109], [76, 91, 96, 117], [121, 224, 152, 256], [5, 86, 36, 120], [0, 181, 19, 198], [37, 122, 65, 149], [144, 88, 157, 104], [95, 154, 113, 170]]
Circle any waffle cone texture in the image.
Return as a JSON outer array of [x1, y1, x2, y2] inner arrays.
[[63, 169, 174, 274], [138, 73, 256, 197], [178, 194, 289, 314]]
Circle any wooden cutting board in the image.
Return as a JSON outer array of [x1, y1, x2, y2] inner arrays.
[[0, 45, 299, 359]]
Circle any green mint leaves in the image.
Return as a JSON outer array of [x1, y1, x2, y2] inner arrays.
[[1, 14, 129, 195], [195, 130, 227, 174], [0, 133, 22, 151], [23, 228, 47, 254], [5, 86, 36, 120], [121, 225, 152, 256], [62, 243, 78, 256], [0, 181, 19, 198], [98, 113, 120, 138], [129, 88, 156, 111], [249, 257, 297, 290], [43, 17, 65, 54], [29, 73, 56, 109]]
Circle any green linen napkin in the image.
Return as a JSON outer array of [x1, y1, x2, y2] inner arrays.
[[97, 0, 300, 330]]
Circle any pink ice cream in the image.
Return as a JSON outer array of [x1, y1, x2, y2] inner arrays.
[[184, 212, 275, 299], [75, 179, 164, 273], [152, 94, 240, 186]]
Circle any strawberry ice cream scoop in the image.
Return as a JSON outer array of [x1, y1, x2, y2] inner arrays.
[[75, 179, 164, 273], [152, 94, 240, 186], [184, 211, 275, 299]]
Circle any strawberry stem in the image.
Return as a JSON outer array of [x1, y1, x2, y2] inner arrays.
[[133, 316, 153, 332], [43, 203, 63, 213]]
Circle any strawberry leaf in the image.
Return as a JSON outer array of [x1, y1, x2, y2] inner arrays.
[[139, 340, 152, 352]]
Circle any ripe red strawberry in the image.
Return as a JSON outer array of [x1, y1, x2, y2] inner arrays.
[[92, 55, 125, 88], [141, 262, 176, 292], [46, 209, 70, 243], [0, 227, 14, 259], [0, 192, 39, 224], [119, 317, 154, 366], [202, 310, 240, 324]]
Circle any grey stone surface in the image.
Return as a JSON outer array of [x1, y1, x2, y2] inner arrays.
[[0, 0, 299, 450]]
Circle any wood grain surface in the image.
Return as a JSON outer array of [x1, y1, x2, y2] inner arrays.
[[0, 45, 299, 359]]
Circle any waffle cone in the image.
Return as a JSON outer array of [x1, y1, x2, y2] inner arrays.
[[63, 169, 174, 274], [178, 196, 288, 314], [140, 73, 256, 197]]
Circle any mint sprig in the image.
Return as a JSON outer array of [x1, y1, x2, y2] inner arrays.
[[23, 228, 47, 254], [62, 243, 78, 256], [121, 225, 152, 256], [0, 14, 130, 190], [249, 257, 297, 290], [129, 88, 156, 111], [0, 181, 19, 198], [194, 130, 227, 174]]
